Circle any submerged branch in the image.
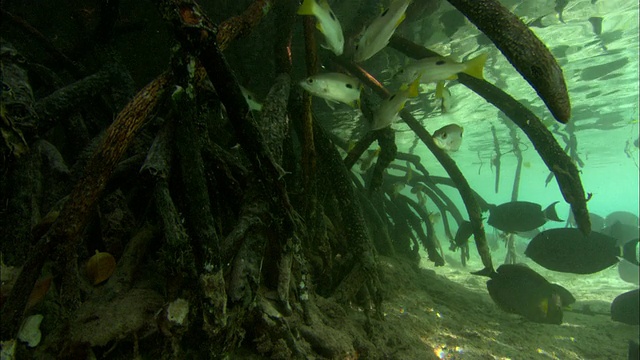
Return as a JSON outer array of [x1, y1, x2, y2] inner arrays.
[[491, 125, 501, 194], [0, 72, 170, 340], [445, 0, 571, 123], [389, 35, 591, 236], [334, 58, 493, 273]]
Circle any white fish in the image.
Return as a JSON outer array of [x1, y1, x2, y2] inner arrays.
[[299, 72, 361, 108], [433, 124, 463, 152], [297, 0, 344, 56], [395, 53, 488, 84], [354, 0, 412, 62], [370, 76, 420, 130], [240, 86, 263, 111]]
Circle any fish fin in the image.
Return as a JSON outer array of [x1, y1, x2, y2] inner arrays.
[[435, 81, 445, 99], [540, 298, 549, 315], [543, 201, 563, 222], [407, 75, 421, 98], [621, 239, 639, 265], [463, 52, 488, 80], [316, 21, 325, 34], [318, 0, 331, 10], [447, 73, 458, 81], [351, 96, 361, 110], [471, 267, 495, 277], [297, 0, 317, 15], [324, 98, 336, 110], [395, 11, 407, 29]]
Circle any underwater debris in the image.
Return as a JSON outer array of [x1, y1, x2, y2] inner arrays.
[[86, 250, 117, 285], [17, 314, 43, 348]]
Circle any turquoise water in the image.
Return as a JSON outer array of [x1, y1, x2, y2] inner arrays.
[[354, 0, 640, 219]]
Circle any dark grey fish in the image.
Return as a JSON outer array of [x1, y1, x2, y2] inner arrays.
[[453, 220, 473, 248], [611, 289, 639, 325], [603, 221, 640, 246], [488, 201, 563, 233], [480, 264, 568, 324], [567, 211, 605, 232], [618, 256, 639, 285], [525, 228, 638, 274], [605, 211, 639, 228]]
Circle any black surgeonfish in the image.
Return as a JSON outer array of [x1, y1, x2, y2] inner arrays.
[[478, 264, 573, 324], [525, 228, 639, 274], [603, 221, 640, 246], [611, 289, 639, 325], [487, 201, 563, 233], [604, 211, 639, 228], [453, 220, 473, 248], [567, 211, 605, 232]]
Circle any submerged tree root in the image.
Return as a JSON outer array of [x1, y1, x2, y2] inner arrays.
[[445, 0, 571, 124], [389, 35, 592, 236]]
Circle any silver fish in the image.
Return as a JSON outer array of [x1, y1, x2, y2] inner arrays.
[[433, 124, 463, 152]]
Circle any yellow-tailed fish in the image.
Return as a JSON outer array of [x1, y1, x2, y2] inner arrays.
[[299, 72, 361, 108], [395, 53, 488, 84], [297, 0, 344, 56], [370, 76, 420, 130], [240, 85, 263, 112], [354, 0, 412, 62], [433, 124, 463, 152]]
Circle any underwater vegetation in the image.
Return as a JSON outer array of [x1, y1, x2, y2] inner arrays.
[[0, 0, 638, 358]]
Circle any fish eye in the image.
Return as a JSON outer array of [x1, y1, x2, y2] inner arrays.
[[247, 95, 253, 100], [381, 8, 389, 17], [307, 78, 314, 83], [355, 44, 359, 50], [329, 11, 336, 21], [442, 133, 448, 139], [389, 94, 396, 101], [345, 83, 353, 89], [2, 82, 10, 92], [436, 60, 446, 65]]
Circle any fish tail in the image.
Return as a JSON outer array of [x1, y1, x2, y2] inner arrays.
[[471, 266, 496, 277], [463, 53, 488, 80], [543, 201, 563, 222], [621, 239, 639, 266], [407, 75, 421, 98], [395, 11, 407, 29], [435, 81, 445, 99], [297, 0, 318, 16]]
